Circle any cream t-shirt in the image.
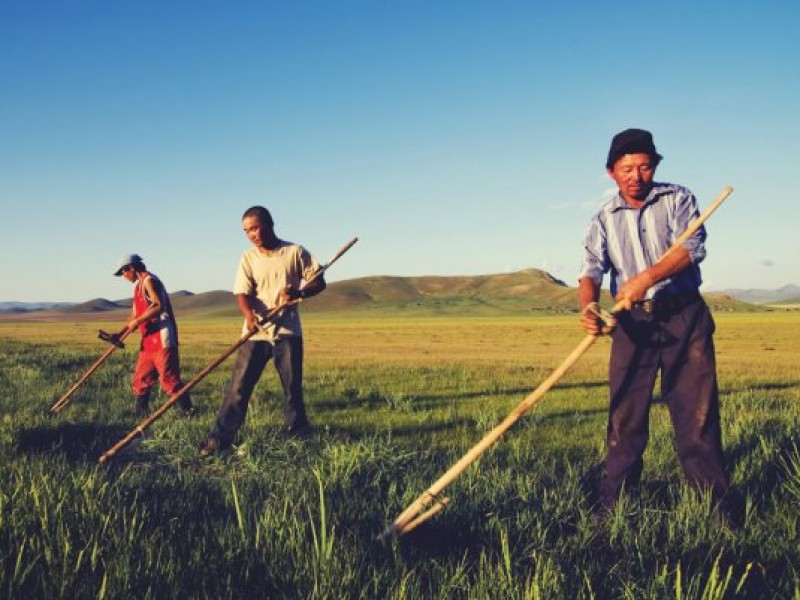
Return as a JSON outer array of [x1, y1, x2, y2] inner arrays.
[[233, 240, 321, 341]]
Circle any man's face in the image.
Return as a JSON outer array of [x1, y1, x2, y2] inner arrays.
[[242, 215, 269, 247], [121, 266, 136, 282], [607, 153, 656, 203]]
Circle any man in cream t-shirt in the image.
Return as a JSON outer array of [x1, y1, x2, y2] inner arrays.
[[200, 206, 326, 457]]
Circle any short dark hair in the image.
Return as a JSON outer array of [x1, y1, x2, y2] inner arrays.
[[242, 206, 274, 227]]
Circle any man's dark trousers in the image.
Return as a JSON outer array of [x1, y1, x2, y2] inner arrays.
[[600, 296, 731, 508], [211, 337, 308, 445]]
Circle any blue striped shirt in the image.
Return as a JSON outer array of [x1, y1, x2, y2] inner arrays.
[[580, 182, 706, 299]]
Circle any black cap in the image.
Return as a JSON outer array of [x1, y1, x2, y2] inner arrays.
[[606, 128, 663, 169]]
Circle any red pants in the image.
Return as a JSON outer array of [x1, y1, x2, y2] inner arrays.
[[132, 346, 184, 399]]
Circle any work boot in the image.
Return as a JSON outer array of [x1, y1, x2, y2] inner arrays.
[[176, 393, 194, 416], [715, 489, 746, 530], [285, 423, 311, 439], [589, 504, 613, 529], [285, 415, 311, 438], [177, 406, 196, 419], [199, 436, 229, 458], [176, 394, 195, 419], [134, 396, 150, 418]]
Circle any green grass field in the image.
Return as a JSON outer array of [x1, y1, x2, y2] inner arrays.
[[1, 312, 799, 598]]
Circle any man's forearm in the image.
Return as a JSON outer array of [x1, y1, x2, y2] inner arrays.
[[578, 277, 600, 310], [617, 245, 693, 304], [236, 294, 254, 318], [645, 245, 692, 285]]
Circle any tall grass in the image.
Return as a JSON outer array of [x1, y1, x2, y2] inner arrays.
[[0, 312, 799, 597]]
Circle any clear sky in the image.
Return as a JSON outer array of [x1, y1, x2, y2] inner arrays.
[[1, 1, 798, 302]]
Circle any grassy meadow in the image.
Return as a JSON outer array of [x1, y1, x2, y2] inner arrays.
[[1, 311, 799, 598]]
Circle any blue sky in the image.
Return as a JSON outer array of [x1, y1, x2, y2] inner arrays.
[[1, 1, 798, 302]]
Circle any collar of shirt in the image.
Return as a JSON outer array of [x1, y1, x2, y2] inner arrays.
[[608, 185, 670, 213]]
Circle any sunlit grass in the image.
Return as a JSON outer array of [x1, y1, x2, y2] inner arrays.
[[0, 312, 799, 597]]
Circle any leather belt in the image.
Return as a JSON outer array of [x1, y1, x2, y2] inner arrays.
[[636, 291, 702, 315]]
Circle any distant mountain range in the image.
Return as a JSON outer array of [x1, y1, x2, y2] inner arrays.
[[0, 301, 75, 313], [0, 270, 794, 320], [715, 284, 800, 304]]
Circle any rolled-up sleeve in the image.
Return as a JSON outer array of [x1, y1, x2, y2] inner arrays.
[[674, 190, 707, 264], [579, 216, 607, 284], [298, 245, 321, 282]]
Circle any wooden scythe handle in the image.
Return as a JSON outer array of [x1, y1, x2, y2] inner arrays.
[[51, 329, 132, 414]]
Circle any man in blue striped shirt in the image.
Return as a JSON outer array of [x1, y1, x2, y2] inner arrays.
[[579, 129, 738, 523]]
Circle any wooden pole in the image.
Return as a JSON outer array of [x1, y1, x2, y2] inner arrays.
[[380, 186, 733, 539], [383, 334, 599, 538], [98, 237, 358, 464], [98, 326, 260, 463], [51, 329, 132, 414]]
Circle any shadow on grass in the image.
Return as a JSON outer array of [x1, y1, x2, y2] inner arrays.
[[578, 459, 682, 512], [531, 407, 608, 423], [15, 422, 133, 463], [320, 418, 477, 442], [394, 518, 488, 561], [727, 425, 800, 501], [116, 464, 232, 520], [316, 406, 608, 451], [552, 380, 608, 391], [313, 380, 609, 413], [720, 380, 800, 396], [312, 389, 530, 413], [386, 496, 583, 566]]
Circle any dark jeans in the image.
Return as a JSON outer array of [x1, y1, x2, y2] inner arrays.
[[600, 296, 731, 508], [210, 337, 308, 445]]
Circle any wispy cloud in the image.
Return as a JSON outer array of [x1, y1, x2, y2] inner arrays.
[[550, 187, 617, 212], [539, 260, 564, 275], [761, 259, 775, 267]]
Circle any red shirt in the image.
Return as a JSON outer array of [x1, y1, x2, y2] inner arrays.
[[133, 274, 178, 351]]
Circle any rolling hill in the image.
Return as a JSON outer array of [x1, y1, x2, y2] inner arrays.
[[0, 268, 767, 322], [301, 269, 583, 314]]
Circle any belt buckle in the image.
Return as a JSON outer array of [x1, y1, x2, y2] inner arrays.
[[640, 299, 655, 314]]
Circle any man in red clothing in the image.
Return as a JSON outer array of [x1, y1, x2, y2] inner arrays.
[[113, 253, 194, 418]]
